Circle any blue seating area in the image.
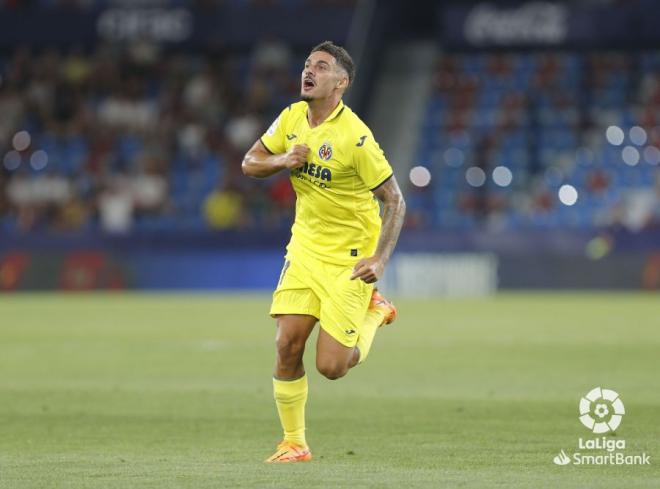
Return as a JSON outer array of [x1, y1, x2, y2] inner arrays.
[[2, 45, 659, 235], [412, 52, 660, 230], [0, 43, 304, 234]]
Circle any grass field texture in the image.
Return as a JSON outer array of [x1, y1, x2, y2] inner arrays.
[[1, 292, 659, 488]]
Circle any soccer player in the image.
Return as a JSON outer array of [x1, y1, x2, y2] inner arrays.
[[242, 41, 406, 463]]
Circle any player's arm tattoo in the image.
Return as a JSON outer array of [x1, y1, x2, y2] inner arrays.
[[372, 176, 406, 263]]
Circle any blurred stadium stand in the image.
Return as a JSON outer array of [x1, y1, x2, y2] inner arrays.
[[412, 50, 660, 232], [0, 41, 303, 234], [0, 0, 659, 291]]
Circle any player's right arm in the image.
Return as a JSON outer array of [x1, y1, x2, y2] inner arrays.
[[241, 140, 309, 178], [242, 106, 309, 178]]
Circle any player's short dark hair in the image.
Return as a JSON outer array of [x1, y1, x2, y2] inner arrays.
[[310, 41, 355, 87]]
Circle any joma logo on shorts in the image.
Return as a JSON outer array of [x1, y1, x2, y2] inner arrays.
[[296, 162, 332, 181]]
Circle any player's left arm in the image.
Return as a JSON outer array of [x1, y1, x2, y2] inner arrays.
[[350, 176, 406, 284]]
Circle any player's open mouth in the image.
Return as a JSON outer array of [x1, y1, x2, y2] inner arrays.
[[303, 79, 315, 90]]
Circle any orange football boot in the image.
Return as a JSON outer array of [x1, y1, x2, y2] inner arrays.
[[369, 288, 397, 326], [265, 441, 312, 463]]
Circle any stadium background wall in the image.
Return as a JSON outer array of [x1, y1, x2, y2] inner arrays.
[[1, 229, 658, 291], [0, 5, 353, 47]]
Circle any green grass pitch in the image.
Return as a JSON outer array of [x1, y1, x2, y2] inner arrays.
[[1, 292, 659, 488]]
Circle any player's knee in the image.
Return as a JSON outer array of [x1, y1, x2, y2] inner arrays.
[[316, 361, 347, 380], [275, 334, 305, 362]]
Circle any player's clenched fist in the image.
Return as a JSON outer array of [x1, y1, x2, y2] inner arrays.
[[282, 144, 309, 169]]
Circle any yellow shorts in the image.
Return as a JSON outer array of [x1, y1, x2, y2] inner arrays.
[[269, 252, 373, 347]]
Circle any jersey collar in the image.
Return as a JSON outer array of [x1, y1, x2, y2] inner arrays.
[[306, 100, 345, 127], [326, 100, 345, 122]]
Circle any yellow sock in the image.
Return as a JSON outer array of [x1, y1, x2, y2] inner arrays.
[[356, 309, 384, 364], [273, 374, 308, 447]]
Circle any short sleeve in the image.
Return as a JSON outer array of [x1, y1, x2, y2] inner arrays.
[[354, 132, 394, 190], [260, 107, 289, 154]]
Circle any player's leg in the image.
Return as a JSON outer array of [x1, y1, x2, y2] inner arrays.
[[315, 326, 357, 380], [314, 259, 375, 378], [268, 313, 316, 462], [354, 289, 397, 365], [274, 313, 316, 379], [267, 255, 321, 462], [316, 288, 398, 380], [314, 262, 370, 378]]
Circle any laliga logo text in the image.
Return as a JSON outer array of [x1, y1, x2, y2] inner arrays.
[[552, 387, 651, 466]]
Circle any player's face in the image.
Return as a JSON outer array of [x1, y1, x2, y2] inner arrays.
[[301, 51, 347, 101]]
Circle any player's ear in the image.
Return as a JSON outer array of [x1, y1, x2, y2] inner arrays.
[[336, 74, 349, 91]]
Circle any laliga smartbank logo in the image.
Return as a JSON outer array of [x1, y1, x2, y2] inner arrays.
[[578, 386, 624, 433], [552, 387, 651, 466]]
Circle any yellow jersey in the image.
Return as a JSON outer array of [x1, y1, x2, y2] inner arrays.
[[260, 100, 393, 265]]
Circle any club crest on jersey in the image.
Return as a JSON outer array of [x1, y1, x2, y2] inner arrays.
[[318, 142, 333, 161]]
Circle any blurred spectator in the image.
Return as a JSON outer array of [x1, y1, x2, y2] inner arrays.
[[225, 109, 261, 152], [0, 85, 25, 145], [612, 178, 660, 232], [6, 173, 72, 232], [203, 182, 244, 230], [251, 37, 292, 74], [98, 176, 133, 234], [97, 83, 158, 131], [58, 197, 89, 231]]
